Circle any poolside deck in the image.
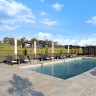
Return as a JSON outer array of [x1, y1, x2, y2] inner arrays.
[[0, 57, 96, 96]]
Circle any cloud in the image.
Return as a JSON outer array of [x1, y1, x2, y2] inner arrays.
[[37, 32, 96, 46], [86, 16, 96, 25], [0, 24, 20, 30], [53, 38, 78, 45], [37, 32, 52, 40], [37, 32, 77, 45], [40, 11, 48, 16], [52, 3, 63, 11], [78, 35, 96, 46], [0, 0, 36, 30], [40, 0, 44, 2], [54, 34, 96, 46], [41, 18, 58, 26]]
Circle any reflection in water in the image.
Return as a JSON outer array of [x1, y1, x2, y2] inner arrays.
[[29, 59, 96, 79], [51, 63, 54, 76]]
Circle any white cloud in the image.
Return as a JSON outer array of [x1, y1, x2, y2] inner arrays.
[[40, 11, 48, 16], [0, 0, 36, 30], [37, 32, 52, 40], [86, 16, 96, 25], [0, 24, 20, 30], [78, 35, 96, 46], [40, 0, 44, 2], [52, 3, 63, 11], [41, 18, 58, 26], [37, 32, 96, 46], [54, 34, 96, 46], [53, 38, 78, 45]]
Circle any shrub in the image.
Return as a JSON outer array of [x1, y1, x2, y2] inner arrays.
[[23, 47, 27, 56]]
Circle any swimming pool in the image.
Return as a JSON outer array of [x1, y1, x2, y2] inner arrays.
[[27, 59, 96, 79]]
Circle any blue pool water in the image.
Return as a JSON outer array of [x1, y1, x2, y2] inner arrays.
[[27, 59, 96, 79]]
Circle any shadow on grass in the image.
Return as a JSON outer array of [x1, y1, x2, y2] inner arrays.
[[90, 69, 96, 76], [8, 74, 44, 96]]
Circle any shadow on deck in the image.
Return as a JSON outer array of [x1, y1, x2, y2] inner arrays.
[[90, 69, 96, 76], [8, 74, 44, 96]]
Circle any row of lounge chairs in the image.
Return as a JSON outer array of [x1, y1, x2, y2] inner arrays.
[[37, 54, 77, 61], [0, 54, 77, 65], [0, 55, 31, 65], [38, 55, 54, 61]]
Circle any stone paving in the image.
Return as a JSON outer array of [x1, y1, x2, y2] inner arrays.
[[0, 58, 96, 96]]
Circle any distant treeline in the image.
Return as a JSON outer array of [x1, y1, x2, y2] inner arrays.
[[0, 37, 81, 48], [0, 37, 58, 48]]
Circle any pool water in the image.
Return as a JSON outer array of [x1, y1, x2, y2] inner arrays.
[[27, 59, 96, 79]]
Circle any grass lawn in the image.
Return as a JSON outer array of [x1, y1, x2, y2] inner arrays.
[[0, 45, 83, 56]]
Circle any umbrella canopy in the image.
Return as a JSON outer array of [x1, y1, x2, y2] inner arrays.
[[14, 39, 17, 58], [68, 45, 70, 54], [34, 41, 36, 54], [14, 39, 17, 55], [34, 41, 36, 58], [52, 42, 54, 54]]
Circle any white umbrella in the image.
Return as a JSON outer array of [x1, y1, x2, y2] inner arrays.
[[52, 42, 54, 53], [52, 42, 54, 56], [68, 45, 70, 54], [14, 38, 17, 59], [34, 41, 36, 58]]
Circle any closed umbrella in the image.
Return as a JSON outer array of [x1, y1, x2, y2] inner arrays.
[[34, 41, 36, 59], [52, 42, 54, 56], [14, 38, 17, 59], [68, 45, 70, 54]]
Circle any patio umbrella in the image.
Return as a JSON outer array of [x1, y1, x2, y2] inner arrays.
[[52, 42, 54, 56], [34, 41, 36, 58], [68, 45, 70, 54], [14, 38, 17, 59]]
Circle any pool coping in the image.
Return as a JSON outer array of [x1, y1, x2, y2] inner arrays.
[[20, 57, 82, 69], [1, 57, 96, 96], [19, 56, 96, 81]]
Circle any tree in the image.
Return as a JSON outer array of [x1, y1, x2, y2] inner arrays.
[[23, 47, 28, 56], [47, 40, 52, 47], [10, 38, 14, 45], [19, 37, 26, 48], [0, 40, 2, 45], [3, 37, 10, 45], [3, 37, 14, 45]]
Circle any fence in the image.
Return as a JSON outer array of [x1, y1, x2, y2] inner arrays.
[[0, 48, 83, 57]]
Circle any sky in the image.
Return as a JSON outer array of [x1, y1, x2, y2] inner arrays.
[[0, 0, 96, 46]]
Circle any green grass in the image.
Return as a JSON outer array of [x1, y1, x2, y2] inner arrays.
[[0, 45, 83, 56]]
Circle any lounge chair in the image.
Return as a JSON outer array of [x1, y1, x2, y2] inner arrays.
[[66, 54, 73, 58], [19, 55, 31, 63], [54, 54, 64, 59], [6, 56, 19, 65], [43, 55, 52, 60], [50, 56, 54, 60], [0, 56, 6, 63], [37, 55, 51, 61]]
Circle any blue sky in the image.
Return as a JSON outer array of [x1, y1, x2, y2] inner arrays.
[[0, 0, 96, 45]]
